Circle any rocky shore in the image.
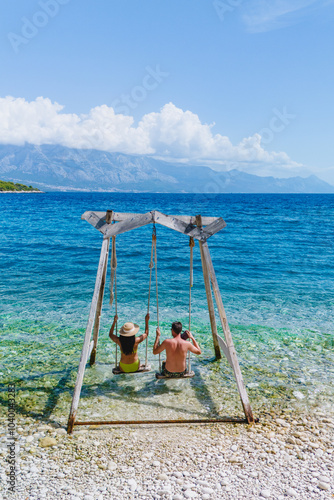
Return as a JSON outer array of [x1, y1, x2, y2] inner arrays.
[[1, 410, 333, 499]]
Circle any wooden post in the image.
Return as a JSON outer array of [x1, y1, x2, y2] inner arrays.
[[199, 241, 221, 360], [201, 241, 254, 424], [89, 239, 109, 366], [67, 238, 109, 434]]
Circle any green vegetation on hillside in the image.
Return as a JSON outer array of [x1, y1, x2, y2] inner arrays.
[[0, 180, 41, 192]]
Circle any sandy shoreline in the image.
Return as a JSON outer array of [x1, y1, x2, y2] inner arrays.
[[1, 408, 333, 499]]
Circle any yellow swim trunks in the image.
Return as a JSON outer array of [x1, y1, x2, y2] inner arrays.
[[119, 359, 140, 373]]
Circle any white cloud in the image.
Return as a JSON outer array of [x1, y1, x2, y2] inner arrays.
[[0, 95, 302, 177], [242, 0, 326, 32]]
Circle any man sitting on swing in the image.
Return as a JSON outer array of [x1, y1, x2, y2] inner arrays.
[[153, 321, 201, 377]]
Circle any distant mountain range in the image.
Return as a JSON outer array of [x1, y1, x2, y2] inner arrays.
[[0, 144, 333, 193]]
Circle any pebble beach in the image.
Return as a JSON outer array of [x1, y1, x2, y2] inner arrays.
[[1, 408, 333, 499]]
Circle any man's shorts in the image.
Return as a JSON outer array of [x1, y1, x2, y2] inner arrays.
[[160, 361, 187, 378]]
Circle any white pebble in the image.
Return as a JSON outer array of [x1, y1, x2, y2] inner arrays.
[[231, 444, 238, 452], [157, 473, 168, 480], [184, 490, 197, 498], [276, 418, 290, 427], [128, 479, 137, 491], [202, 487, 214, 494], [250, 471, 259, 478], [173, 471, 183, 478], [260, 490, 271, 498], [157, 487, 171, 495], [173, 495, 183, 500], [318, 475, 330, 483], [153, 460, 161, 467], [318, 482, 330, 491], [286, 487, 298, 497]]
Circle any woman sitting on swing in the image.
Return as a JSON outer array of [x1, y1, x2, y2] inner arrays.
[[109, 313, 149, 373]]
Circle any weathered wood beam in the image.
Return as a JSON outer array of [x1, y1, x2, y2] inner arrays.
[[82, 210, 219, 226], [199, 241, 221, 359], [67, 238, 109, 434], [81, 211, 110, 234], [216, 334, 233, 368], [153, 211, 197, 237], [88, 340, 95, 360], [89, 239, 109, 366], [73, 417, 249, 426], [102, 212, 154, 239], [201, 241, 254, 424], [200, 217, 227, 239]]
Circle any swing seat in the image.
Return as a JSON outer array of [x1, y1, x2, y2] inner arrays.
[[112, 364, 151, 375], [155, 371, 195, 379]]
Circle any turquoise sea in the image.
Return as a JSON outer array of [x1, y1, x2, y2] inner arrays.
[[1, 193, 333, 424]]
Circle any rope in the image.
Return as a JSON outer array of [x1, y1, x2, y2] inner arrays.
[[187, 237, 195, 373], [148, 224, 161, 372], [146, 226, 157, 368], [109, 228, 117, 306]]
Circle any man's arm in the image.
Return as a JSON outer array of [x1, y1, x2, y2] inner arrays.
[[153, 327, 166, 355], [185, 330, 201, 355], [137, 313, 149, 343], [109, 315, 121, 346]]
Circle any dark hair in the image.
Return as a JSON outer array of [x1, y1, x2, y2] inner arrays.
[[171, 321, 182, 334], [119, 335, 136, 355]]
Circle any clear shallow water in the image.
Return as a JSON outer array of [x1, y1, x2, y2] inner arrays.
[[0, 193, 333, 424]]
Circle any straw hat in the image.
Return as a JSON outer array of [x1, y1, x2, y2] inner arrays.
[[119, 322, 140, 337]]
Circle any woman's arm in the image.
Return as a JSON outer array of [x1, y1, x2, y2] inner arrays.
[[136, 313, 150, 344], [109, 315, 121, 346]]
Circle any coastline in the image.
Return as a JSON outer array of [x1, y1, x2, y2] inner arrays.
[[0, 191, 43, 193], [1, 408, 333, 499]]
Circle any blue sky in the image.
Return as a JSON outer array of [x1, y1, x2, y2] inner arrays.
[[1, 0, 334, 183]]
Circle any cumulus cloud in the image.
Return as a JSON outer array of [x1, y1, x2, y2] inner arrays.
[[0, 95, 301, 176]]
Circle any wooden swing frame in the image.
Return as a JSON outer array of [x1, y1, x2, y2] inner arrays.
[[67, 210, 255, 433]]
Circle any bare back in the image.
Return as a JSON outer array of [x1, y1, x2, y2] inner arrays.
[[163, 336, 191, 372]]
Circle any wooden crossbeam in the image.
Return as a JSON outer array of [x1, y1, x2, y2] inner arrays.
[[82, 210, 226, 241], [82, 211, 219, 226], [102, 212, 153, 239]]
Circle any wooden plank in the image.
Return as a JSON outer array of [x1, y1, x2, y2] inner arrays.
[[199, 241, 221, 359], [155, 371, 195, 379], [201, 241, 254, 424], [89, 239, 109, 366], [201, 217, 227, 239], [82, 210, 219, 226], [67, 238, 109, 434], [112, 364, 151, 375], [153, 212, 205, 240], [74, 417, 250, 426], [103, 212, 154, 239], [88, 340, 94, 360], [216, 334, 232, 367], [81, 211, 110, 233]]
